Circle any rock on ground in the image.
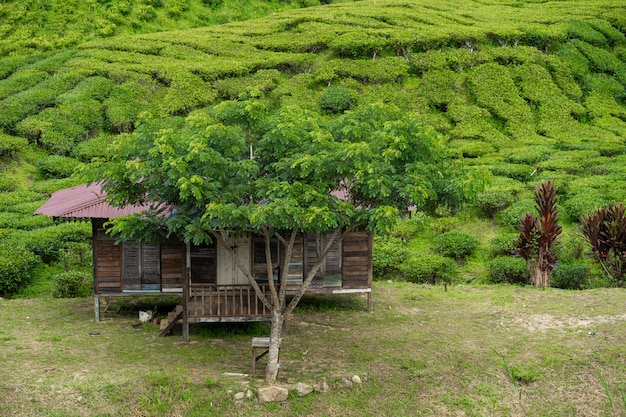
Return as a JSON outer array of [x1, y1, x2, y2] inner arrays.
[[257, 386, 289, 402]]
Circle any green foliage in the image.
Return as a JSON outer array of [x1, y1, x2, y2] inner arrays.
[[489, 232, 518, 257], [497, 199, 536, 229], [433, 231, 480, 260], [476, 190, 516, 218], [551, 261, 589, 290], [319, 85, 357, 114], [13, 222, 92, 264], [398, 253, 458, 284], [0, 134, 28, 158], [0, 244, 40, 295], [487, 256, 529, 285], [372, 237, 412, 279], [52, 270, 93, 298], [562, 189, 608, 222], [36, 155, 81, 179], [581, 203, 626, 287]]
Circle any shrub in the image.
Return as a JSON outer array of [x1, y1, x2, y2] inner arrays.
[[36, 155, 80, 179], [487, 256, 529, 285], [489, 232, 518, 256], [391, 213, 428, 242], [496, 199, 536, 229], [0, 134, 29, 158], [52, 270, 92, 298], [398, 253, 458, 284], [372, 237, 411, 279], [433, 231, 480, 260], [319, 86, 357, 114], [476, 190, 516, 218], [0, 245, 40, 295], [562, 190, 607, 222], [15, 222, 91, 263], [550, 262, 589, 290], [581, 203, 626, 287], [0, 175, 20, 193]]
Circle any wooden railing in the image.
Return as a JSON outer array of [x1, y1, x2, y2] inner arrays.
[[187, 284, 271, 318]]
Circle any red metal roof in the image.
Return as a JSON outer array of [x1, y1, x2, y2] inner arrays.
[[34, 183, 157, 219]]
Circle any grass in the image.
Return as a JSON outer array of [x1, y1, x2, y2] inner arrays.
[[1, 282, 625, 416]]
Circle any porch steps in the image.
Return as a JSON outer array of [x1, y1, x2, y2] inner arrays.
[[158, 305, 183, 337]]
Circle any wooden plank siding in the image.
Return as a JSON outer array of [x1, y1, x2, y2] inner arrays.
[[94, 224, 122, 293], [341, 231, 373, 289]]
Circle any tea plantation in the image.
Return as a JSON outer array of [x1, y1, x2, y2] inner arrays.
[[1, 0, 625, 295]]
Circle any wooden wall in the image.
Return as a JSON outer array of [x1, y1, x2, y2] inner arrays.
[[92, 221, 372, 295]]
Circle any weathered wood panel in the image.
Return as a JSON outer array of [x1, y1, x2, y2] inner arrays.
[[94, 226, 122, 293], [304, 231, 342, 289], [190, 242, 217, 284], [161, 240, 185, 288], [341, 231, 372, 289]]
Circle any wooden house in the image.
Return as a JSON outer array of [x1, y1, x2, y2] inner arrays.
[[35, 183, 373, 337]]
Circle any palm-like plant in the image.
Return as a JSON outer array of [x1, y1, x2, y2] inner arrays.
[[581, 203, 626, 286], [516, 181, 562, 288]]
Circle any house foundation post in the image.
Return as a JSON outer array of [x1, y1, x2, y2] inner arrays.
[[94, 295, 100, 322]]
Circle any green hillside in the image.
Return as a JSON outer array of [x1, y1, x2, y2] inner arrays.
[[1, 0, 626, 294]]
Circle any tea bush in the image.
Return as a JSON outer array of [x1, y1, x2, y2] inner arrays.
[[14, 222, 91, 263], [0, 245, 40, 295], [372, 237, 411, 279], [433, 231, 480, 260], [487, 255, 529, 285], [489, 232, 518, 256], [319, 85, 357, 114], [496, 199, 536, 229], [398, 253, 458, 284], [52, 270, 92, 298], [36, 155, 81, 179], [0, 134, 28, 158], [476, 189, 516, 218], [550, 261, 589, 290]]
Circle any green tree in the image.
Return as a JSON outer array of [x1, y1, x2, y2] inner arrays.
[[90, 99, 483, 383]]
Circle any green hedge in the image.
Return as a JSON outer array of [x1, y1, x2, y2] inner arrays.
[[487, 256, 529, 285], [36, 155, 81, 179], [398, 253, 458, 284], [0, 245, 40, 295], [433, 231, 480, 260]]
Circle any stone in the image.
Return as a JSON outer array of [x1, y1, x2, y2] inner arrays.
[[257, 386, 289, 402], [351, 374, 362, 384], [234, 392, 245, 401], [293, 382, 313, 397], [342, 377, 353, 388], [314, 380, 330, 393], [245, 389, 254, 399]]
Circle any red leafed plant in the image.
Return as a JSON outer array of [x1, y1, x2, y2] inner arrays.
[[515, 181, 562, 288], [581, 203, 626, 287]]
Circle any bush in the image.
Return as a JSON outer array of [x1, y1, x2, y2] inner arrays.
[[487, 256, 529, 285], [496, 199, 536, 229], [398, 253, 458, 284], [15, 222, 91, 263], [562, 190, 607, 222], [52, 270, 92, 298], [372, 237, 411, 279], [319, 86, 357, 114], [476, 190, 516, 218], [0, 134, 28, 158], [0, 245, 40, 295], [489, 232, 518, 256], [550, 262, 589, 290], [36, 155, 80, 179], [433, 231, 480, 260]]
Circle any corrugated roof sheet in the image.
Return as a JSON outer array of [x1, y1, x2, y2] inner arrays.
[[34, 183, 159, 219]]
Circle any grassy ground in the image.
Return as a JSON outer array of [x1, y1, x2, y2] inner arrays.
[[1, 282, 625, 416]]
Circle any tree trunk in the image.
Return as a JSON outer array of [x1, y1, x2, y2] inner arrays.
[[266, 309, 284, 383]]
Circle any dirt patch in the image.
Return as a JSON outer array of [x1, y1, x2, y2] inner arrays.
[[513, 313, 626, 332]]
